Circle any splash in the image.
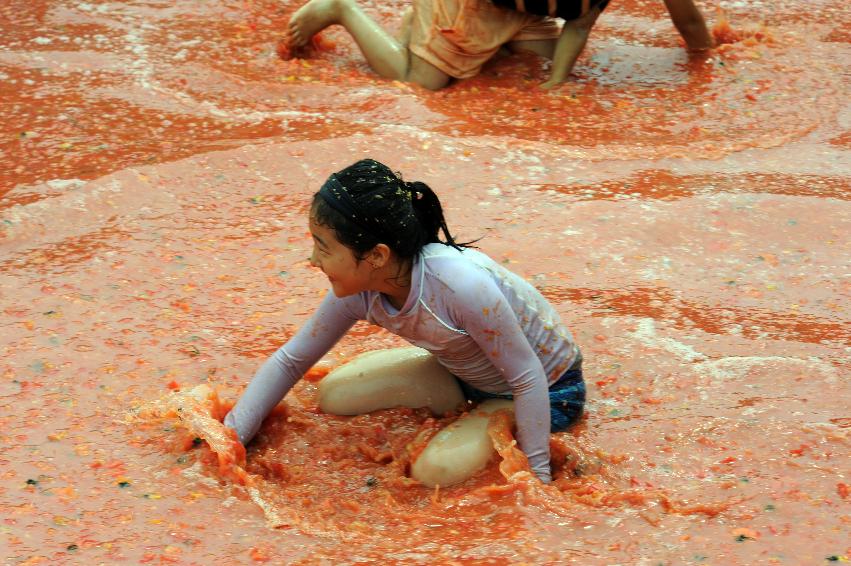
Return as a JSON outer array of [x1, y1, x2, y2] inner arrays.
[[132, 383, 746, 540], [712, 9, 774, 48], [130, 385, 247, 483]]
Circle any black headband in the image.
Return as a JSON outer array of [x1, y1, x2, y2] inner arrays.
[[318, 174, 366, 224]]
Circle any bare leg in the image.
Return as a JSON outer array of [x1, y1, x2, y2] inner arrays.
[[411, 399, 515, 487], [319, 348, 519, 487], [408, 53, 451, 90], [541, 6, 601, 89], [287, 0, 450, 89], [318, 347, 464, 416]]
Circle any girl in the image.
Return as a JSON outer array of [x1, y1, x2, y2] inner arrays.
[[224, 159, 584, 484]]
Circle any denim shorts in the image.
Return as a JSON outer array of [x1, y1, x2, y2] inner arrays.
[[458, 368, 586, 432]]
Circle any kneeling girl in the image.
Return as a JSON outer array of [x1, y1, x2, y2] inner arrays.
[[224, 159, 584, 484]]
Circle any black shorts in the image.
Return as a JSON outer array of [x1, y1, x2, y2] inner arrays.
[[458, 368, 586, 431], [490, 0, 610, 22]]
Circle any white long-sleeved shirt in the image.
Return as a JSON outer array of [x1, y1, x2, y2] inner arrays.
[[224, 243, 581, 481]]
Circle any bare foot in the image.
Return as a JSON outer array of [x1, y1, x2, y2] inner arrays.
[[287, 0, 344, 48]]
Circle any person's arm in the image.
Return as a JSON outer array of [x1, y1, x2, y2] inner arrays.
[[451, 274, 554, 483], [663, 0, 713, 50], [223, 292, 362, 445], [543, 7, 602, 89]]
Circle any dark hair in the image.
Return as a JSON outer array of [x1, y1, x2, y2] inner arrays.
[[311, 159, 472, 260]]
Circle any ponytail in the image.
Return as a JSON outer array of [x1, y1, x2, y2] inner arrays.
[[406, 180, 467, 251]]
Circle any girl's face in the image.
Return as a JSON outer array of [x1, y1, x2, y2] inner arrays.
[[308, 215, 375, 298]]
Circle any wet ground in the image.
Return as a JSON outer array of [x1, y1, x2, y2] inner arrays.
[[1, 0, 849, 564]]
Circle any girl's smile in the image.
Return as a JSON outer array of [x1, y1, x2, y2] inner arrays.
[[308, 213, 412, 309], [308, 215, 375, 298]]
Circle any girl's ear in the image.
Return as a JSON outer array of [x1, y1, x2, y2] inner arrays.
[[369, 243, 392, 268]]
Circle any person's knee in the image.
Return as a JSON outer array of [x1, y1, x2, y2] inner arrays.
[[409, 73, 451, 91], [407, 54, 451, 90], [410, 399, 514, 487]]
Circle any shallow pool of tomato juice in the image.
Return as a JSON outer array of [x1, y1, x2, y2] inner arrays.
[[1, 0, 849, 563]]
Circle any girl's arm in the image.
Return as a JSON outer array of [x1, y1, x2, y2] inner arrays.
[[224, 292, 362, 445], [451, 275, 554, 483]]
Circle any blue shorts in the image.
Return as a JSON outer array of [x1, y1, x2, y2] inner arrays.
[[458, 368, 586, 432]]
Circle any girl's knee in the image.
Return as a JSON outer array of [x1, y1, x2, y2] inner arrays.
[[410, 399, 513, 487], [407, 54, 451, 90]]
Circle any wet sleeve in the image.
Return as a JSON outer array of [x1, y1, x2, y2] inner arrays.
[[223, 292, 363, 445], [450, 272, 553, 483]]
